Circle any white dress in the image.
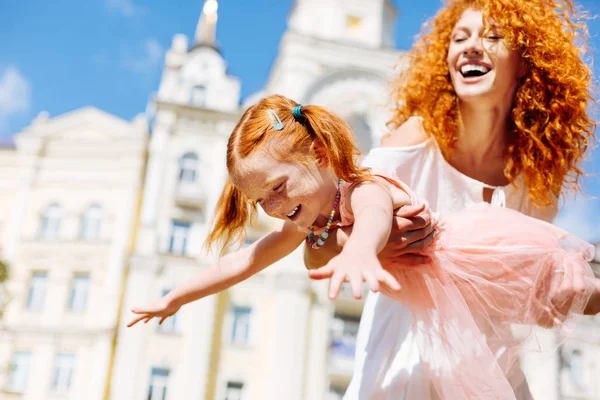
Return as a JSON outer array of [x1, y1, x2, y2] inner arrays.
[[344, 134, 557, 400]]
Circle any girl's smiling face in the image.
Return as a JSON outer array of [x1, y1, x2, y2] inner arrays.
[[231, 145, 339, 230]]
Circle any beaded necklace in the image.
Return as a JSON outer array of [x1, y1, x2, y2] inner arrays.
[[307, 178, 342, 249]]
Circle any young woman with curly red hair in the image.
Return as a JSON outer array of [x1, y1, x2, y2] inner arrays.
[[305, 0, 598, 398]]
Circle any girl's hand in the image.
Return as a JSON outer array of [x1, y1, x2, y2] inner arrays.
[[313, 249, 401, 300], [127, 296, 181, 327]]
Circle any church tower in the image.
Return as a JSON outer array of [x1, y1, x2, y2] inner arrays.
[[288, 0, 397, 48], [264, 0, 404, 153]]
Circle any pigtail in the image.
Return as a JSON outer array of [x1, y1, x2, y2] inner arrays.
[[300, 105, 372, 184], [205, 177, 257, 254]]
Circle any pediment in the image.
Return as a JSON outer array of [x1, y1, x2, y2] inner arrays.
[[16, 106, 145, 142]]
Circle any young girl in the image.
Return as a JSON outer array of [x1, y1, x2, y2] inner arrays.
[[128, 95, 597, 399]]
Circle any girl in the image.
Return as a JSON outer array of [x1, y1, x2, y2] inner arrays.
[[128, 95, 597, 399]]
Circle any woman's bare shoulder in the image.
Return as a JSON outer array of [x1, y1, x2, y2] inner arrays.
[[380, 117, 429, 148]]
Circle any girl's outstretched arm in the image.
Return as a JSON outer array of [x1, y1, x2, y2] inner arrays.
[[313, 181, 410, 299], [127, 221, 306, 327]]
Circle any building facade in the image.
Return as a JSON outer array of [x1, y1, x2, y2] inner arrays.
[[0, 109, 147, 399], [1, 1, 599, 400]]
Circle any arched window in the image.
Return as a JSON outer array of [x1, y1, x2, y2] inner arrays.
[[40, 204, 62, 239], [80, 204, 103, 240], [190, 85, 207, 107], [178, 152, 199, 184], [346, 113, 373, 154]]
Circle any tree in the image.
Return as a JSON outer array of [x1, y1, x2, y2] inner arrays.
[[0, 259, 8, 318], [0, 259, 7, 284]]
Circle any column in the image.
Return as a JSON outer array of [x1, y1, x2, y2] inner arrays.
[[169, 295, 217, 400], [136, 117, 171, 257], [304, 285, 330, 400], [87, 334, 113, 400], [109, 257, 158, 400], [3, 137, 42, 261], [267, 273, 311, 400]]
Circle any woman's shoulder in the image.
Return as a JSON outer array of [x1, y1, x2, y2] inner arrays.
[[380, 116, 430, 148]]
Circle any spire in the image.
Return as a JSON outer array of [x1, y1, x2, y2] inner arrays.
[[194, 0, 219, 46]]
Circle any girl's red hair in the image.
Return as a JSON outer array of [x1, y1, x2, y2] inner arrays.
[[390, 0, 596, 207], [206, 95, 370, 252]]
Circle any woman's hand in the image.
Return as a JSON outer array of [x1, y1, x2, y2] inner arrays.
[[127, 296, 181, 327], [379, 203, 435, 265]]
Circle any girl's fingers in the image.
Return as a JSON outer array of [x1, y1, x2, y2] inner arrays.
[[126, 314, 147, 328], [328, 273, 345, 300], [362, 271, 380, 293], [308, 265, 334, 280], [378, 269, 402, 292]]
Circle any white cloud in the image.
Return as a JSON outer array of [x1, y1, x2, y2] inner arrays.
[[122, 39, 164, 74], [554, 195, 600, 243], [0, 66, 31, 133], [106, 0, 138, 16]]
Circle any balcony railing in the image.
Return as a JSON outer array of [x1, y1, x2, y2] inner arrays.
[[174, 183, 206, 208]]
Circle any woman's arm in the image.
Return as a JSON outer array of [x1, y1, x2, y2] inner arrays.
[[127, 221, 305, 327]]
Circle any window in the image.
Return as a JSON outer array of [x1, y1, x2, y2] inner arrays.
[[80, 204, 102, 240], [40, 203, 62, 239], [147, 367, 169, 400], [157, 289, 177, 333], [169, 220, 191, 256], [568, 349, 586, 389], [231, 306, 252, 345], [68, 273, 90, 312], [52, 353, 75, 392], [26, 272, 47, 311], [7, 351, 31, 393], [178, 152, 199, 184], [190, 85, 207, 107], [330, 313, 360, 358], [224, 381, 244, 400]]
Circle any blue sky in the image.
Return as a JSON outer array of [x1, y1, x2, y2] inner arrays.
[[0, 0, 598, 242]]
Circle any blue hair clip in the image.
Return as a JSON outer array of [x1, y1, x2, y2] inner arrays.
[[293, 105, 303, 119], [267, 108, 284, 131]]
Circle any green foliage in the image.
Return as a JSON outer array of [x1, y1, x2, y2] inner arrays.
[[0, 259, 8, 284]]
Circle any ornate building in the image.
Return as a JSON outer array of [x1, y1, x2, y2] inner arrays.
[[0, 1, 598, 399], [110, 1, 402, 399], [0, 109, 147, 399]]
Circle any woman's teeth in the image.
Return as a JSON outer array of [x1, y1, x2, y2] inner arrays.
[[460, 64, 490, 77]]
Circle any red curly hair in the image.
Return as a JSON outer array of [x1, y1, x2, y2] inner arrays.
[[206, 95, 371, 252], [390, 0, 596, 207]]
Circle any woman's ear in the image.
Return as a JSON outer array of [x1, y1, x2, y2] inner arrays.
[[311, 140, 329, 168]]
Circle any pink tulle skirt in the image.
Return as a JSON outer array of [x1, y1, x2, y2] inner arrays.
[[379, 203, 596, 400]]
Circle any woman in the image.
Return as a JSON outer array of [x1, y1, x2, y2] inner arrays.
[[305, 0, 597, 398]]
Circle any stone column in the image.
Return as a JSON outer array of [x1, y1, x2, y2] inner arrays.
[[87, 333, 113, 400], [169, 295, 217, 400], [109, 257, 158, 400], [266, 273, 311, 400]]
